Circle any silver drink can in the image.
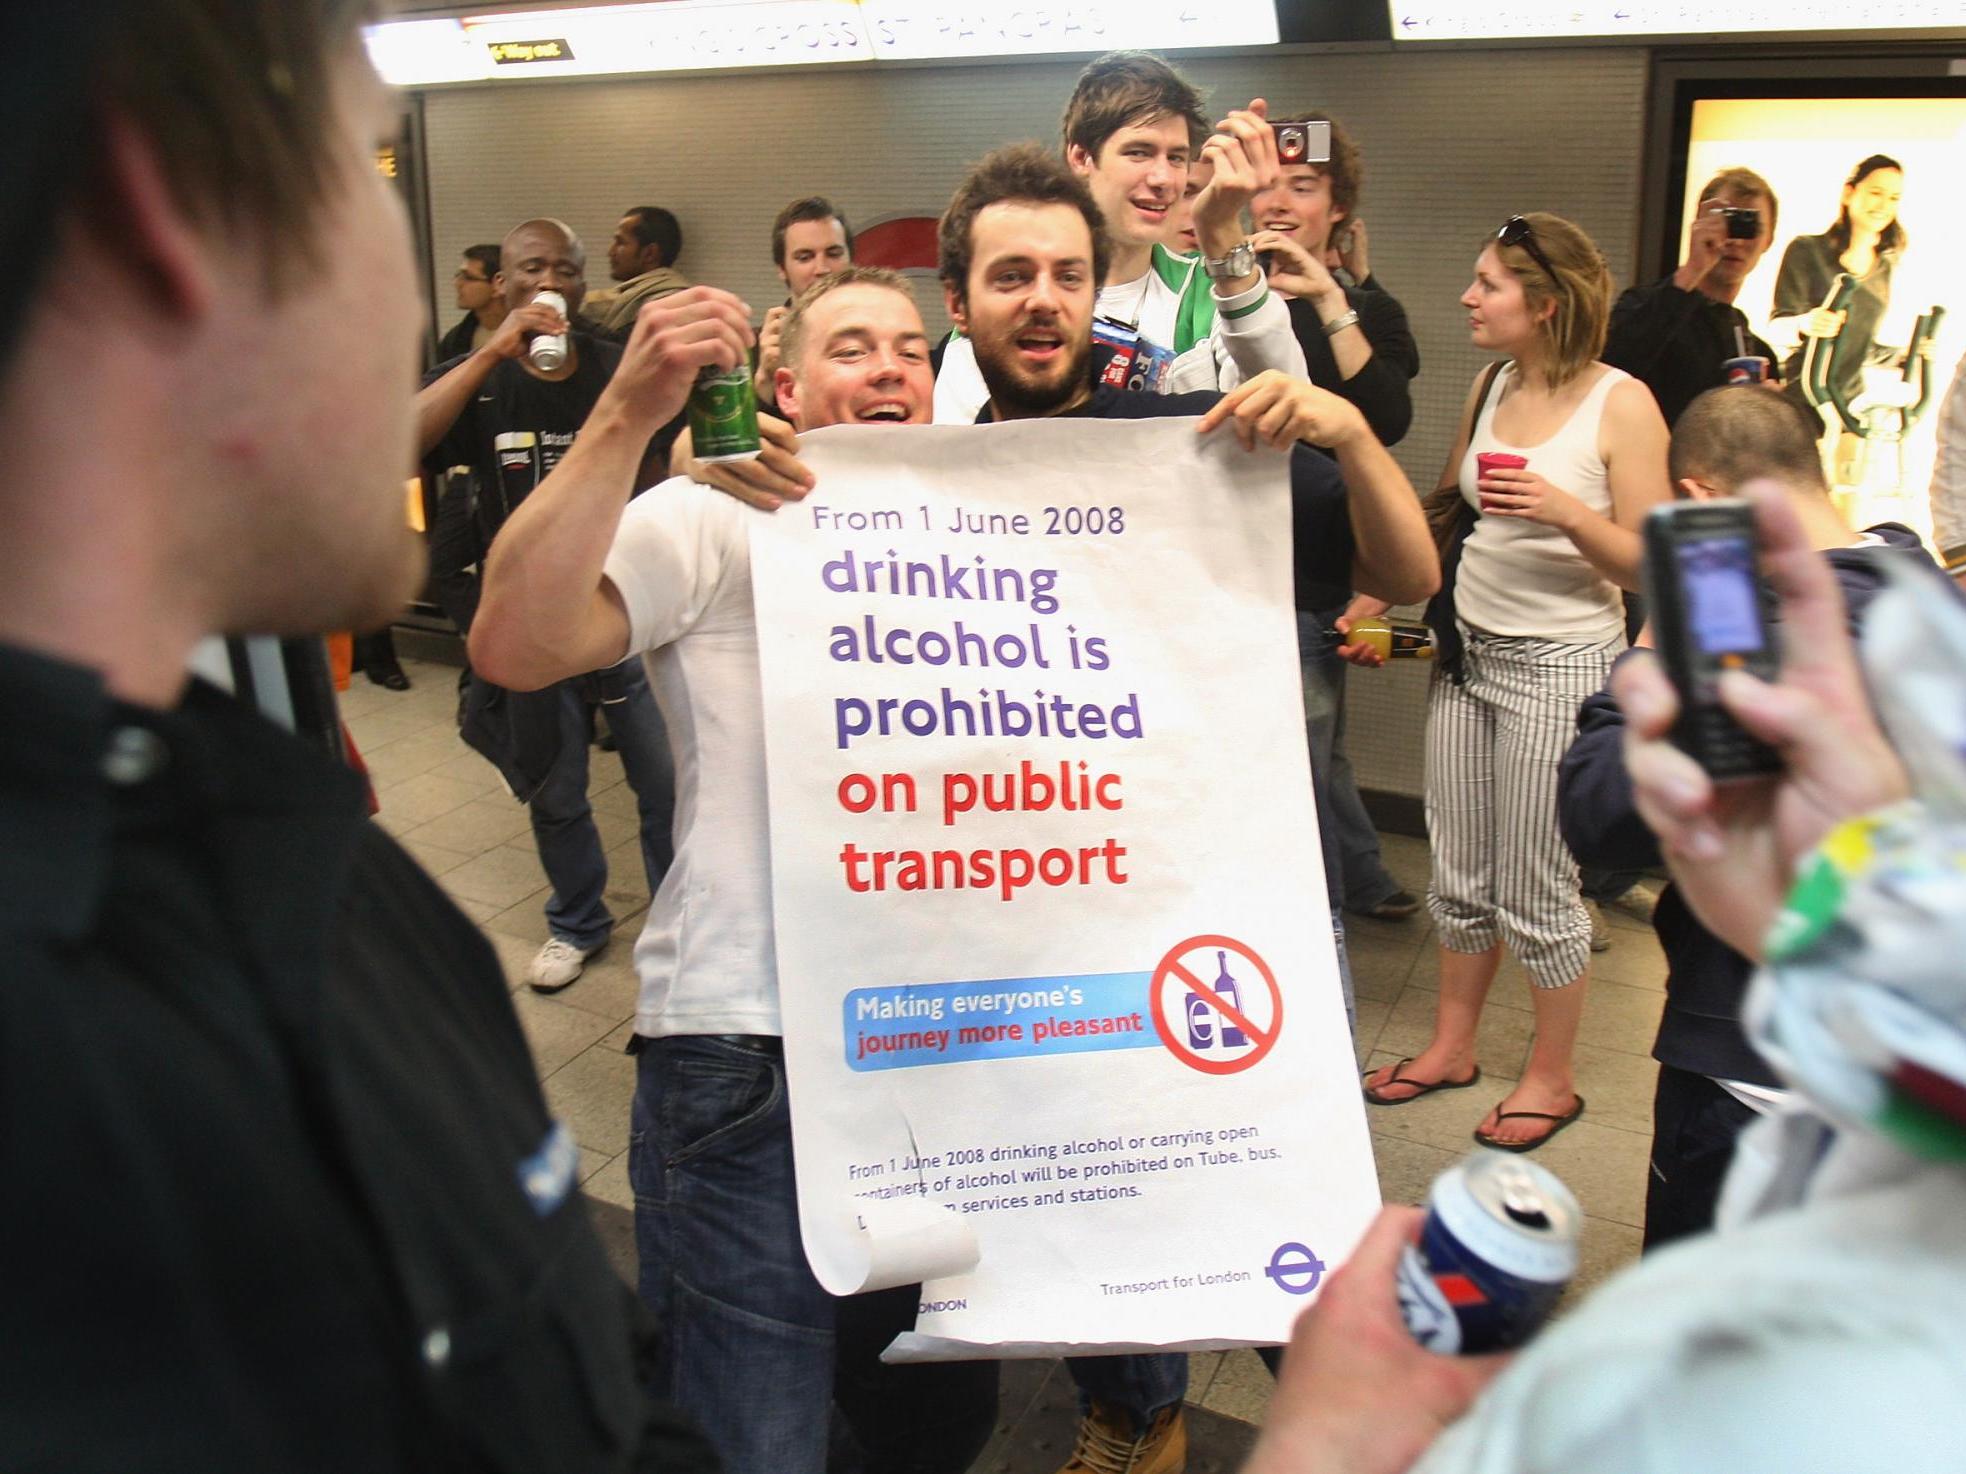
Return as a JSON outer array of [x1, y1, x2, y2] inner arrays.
[[529, 289, 569, 372], [1396, 1150, 1580, 1354]]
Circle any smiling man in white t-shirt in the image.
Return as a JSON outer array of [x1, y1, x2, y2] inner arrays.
[[470, 269, 1005, 1474]]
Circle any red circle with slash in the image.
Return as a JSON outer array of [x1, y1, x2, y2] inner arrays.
[[1150, 934, 1282, 1075]]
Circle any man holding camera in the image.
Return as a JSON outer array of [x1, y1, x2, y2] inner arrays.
[[932, 49, 1304, 423], [1603, 167, 1781, 428]]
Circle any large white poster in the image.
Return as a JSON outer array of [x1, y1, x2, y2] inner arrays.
[[749, 416, 1380, 1357]]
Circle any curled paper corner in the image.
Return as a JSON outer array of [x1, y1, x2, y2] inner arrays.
[[816, 1195, 980, 1296]]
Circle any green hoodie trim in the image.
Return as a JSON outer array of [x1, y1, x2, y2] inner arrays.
[[1154, 243, 1215, 354]]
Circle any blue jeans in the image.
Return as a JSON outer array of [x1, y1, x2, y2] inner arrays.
[[630, 1037, 997, 1474], [530, 660, 674, 949], [1298, 610, 1370, 1031], [1067, 1351, 1188, 1430], [1298, 609, 1401, 911]]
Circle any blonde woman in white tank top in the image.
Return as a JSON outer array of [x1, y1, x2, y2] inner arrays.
[[1354, 213, 1670, 1150]]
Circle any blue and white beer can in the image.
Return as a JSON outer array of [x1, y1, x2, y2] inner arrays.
[[1396, 1150, 1580, 1354]]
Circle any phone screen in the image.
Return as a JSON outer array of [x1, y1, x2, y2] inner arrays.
[[1680, 535, 1763, 656]]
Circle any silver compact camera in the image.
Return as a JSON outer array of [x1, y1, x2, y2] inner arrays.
[[1271, 119, 1331, 165]]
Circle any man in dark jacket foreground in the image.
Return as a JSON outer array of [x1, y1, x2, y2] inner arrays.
[[1557, 385, 1943, 1248], [0, 4, 716, 1469]]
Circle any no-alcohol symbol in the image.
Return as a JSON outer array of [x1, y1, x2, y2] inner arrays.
[[1149, 934, 1282, 1075]]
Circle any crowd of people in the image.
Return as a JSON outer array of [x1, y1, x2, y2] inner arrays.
[[6, 2, 1964, 1472]]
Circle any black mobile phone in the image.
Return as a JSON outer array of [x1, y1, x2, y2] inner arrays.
[[1641, 499, 1782, 781], [1271, 119, 1331, 166], [1720, 206, 1761, 240]]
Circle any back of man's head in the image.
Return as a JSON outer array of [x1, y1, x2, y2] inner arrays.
[[3, 0, 428, 688], [937, 143, 1110, 306], [7, 0, 370, 379], [772, 197, 852, 267], [1671, 386, 1829, 497], [1060, 50, 1207, 160], [625, 205, 682, 268]]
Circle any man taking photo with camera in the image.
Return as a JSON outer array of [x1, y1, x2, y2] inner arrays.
[[1604, 167, 1782, 428]]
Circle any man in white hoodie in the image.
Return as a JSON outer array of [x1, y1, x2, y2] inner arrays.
[[933, 49, 1305, 424]]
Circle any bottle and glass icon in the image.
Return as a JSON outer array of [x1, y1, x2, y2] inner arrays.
[[1186, 949, 1249, 1050]]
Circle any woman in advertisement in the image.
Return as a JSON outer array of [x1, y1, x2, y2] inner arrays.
[[1771, 154, 1909, 426], [1354, 214, 1671, 1151]]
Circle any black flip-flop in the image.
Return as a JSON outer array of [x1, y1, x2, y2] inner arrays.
[[1362, 1058, 1482, 1106], [1474, 1096, 1586, 1153]]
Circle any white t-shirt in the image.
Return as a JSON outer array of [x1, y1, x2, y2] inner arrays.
[[602, 478, 780, 1037], [1453, 362, 1630, 643]]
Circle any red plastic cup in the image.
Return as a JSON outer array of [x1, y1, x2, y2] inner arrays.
[[1475, 451, 1528, 510]]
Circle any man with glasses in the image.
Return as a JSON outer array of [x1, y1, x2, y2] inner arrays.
[[418, 218, 679, 996], [436, 242, 509, 363]]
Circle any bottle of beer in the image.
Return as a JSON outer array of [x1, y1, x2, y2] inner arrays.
[[1213, 950, 1248, 1047], [1333, 616, 1436, 661]]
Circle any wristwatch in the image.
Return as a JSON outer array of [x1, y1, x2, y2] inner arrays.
[[1202, 242, 1257, 280], [1322, 309, 1361, 337]]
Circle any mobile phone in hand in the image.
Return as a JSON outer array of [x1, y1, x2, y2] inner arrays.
[[1641, 499, 1782, 781]]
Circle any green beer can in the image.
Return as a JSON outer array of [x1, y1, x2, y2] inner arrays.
[[688, 364, 761, 462]]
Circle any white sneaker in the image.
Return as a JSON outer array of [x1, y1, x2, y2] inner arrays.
[[529, 936, 602, 993], [1585, 900, 1612, 953], [1603, 882, 1660, 926]]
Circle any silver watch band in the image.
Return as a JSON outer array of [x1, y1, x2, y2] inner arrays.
[[1321, 309, 1361, 338]]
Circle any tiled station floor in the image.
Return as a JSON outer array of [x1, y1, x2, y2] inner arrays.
[[346, 653, 1668, 1472]]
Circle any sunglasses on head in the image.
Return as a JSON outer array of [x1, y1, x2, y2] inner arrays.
[[1496, 216, 1558, 284]]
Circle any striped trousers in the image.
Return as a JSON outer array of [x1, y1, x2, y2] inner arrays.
[[1424, 625, 1622, 989]]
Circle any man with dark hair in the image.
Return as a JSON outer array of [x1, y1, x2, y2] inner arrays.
[[584, 204, 690, 342], [1589, 169, 1784, 939], [1247, 109, 1422, 929], [772, 196, 853, 292], [471, 268, 998, 1474], [756, 196, 854, 407], [0, 2, 714, 1468], [1559, 384, 1935, 1248], [437, 241, 509, 361], [937, 140, 1435, 1474], [934, 50, 1305, 423], [418, 217, 679, 996], [1604, 166, 1781, 428]]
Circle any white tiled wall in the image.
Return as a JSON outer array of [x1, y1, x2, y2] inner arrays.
[[420, 45, 1650, 797]]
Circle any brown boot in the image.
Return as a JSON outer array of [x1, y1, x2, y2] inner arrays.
[[1055, 1401, 1186, 1474]]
